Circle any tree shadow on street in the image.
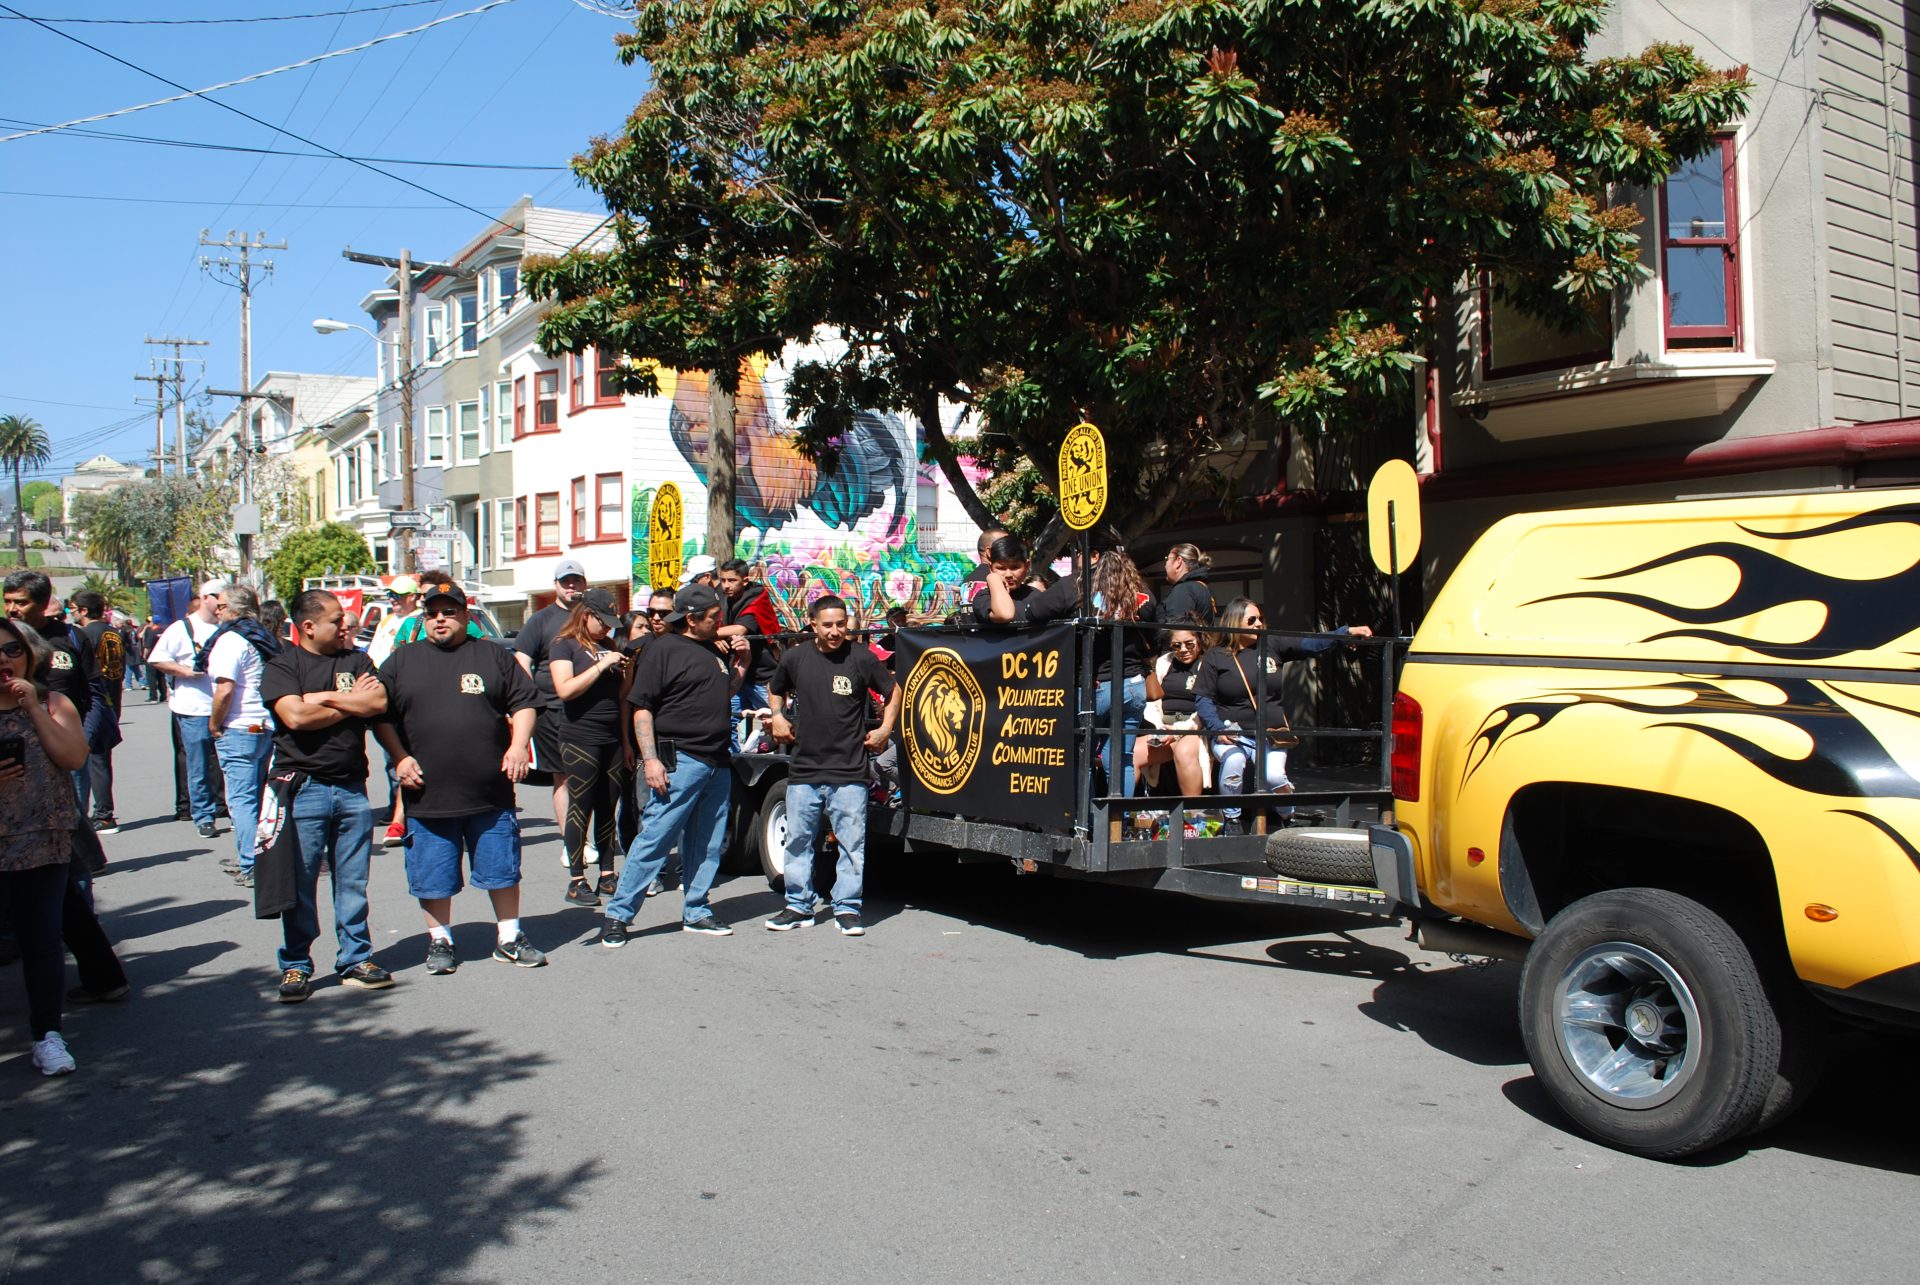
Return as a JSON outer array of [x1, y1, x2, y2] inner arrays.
[[0, 967, 596, 1282]]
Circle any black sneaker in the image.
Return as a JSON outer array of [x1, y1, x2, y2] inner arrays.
[[277, 969, 312, 1003], [835, 912, 865, 937], [340, 962, 395, 990], [1218, 817, 1246, 837], [596, 872, 619, 897], [682, 915, 733, 936], [564, 878, 599, 908], [197, 821, 218, 839], [599, 920, 630, 949], [425, 938, 458, 975], [493, 932, 547, 967], [765, 907, 815, 932], [90, 816, 119, 836], [645, 878, 665, 898], [66, 983, 131, 1004]]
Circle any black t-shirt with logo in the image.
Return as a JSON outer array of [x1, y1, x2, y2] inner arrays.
[[626, 631, 732, 769], [1157, 653, 1202, 719], [770, 641, 896, 785], [261, 646, 378, 786], [513, 602, 569, 711], [1196, 634, 1345, 729], [379, 637, 537, 817], [83, 620, 125, 685], [32, 618, 94, 721], [549, 635, 623, 744]]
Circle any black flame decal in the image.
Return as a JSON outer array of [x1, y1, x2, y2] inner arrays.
[[1526, 501, 1920, 660]]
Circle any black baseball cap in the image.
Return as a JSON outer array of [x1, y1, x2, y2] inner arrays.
[[665, 582, 722, 624], [581, 586, 619, 628], [423, 582, 467, 610]]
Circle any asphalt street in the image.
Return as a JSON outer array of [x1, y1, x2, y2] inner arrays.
[[2, 700, 1916, 1283]]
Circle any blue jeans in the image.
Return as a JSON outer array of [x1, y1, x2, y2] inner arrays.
[[279, 782, 375, 975], [404, 809, 522, 898], [215, 728, 273, 871], [1212, 736, 1291, 821], [604, 754, 731, 924], [784, 781, 867, 915], [1093, 674, 1147, 800], [177, 713, 217, 825]]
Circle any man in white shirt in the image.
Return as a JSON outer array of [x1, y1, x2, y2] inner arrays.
[[146, 580, 227, 837], [365, 576, 420, 667], [207, 584, 281, 887]]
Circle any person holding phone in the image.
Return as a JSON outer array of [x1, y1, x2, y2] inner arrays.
[[0, 616, 90, 1076]]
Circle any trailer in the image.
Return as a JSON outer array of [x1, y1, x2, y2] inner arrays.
[[725, 618, 1404, 921]]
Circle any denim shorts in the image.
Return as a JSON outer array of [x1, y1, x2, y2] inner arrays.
[[403, 809, 522, 899]]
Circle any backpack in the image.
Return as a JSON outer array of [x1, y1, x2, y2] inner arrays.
[[95, 625, 125, 684]]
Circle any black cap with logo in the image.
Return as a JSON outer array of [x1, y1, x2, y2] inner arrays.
[[665, 583, 722, 624]]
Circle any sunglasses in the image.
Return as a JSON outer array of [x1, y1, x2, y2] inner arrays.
[[423, 606, 463, 619], [1170, 640, 1199, 649], [0, 639, 25, 658], [646, 608, 672, 617]]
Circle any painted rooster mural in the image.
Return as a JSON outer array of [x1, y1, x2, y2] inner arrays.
[[668, 364, 916, 542]]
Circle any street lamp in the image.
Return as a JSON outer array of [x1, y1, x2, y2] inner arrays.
[[313, 317, 381, 341]]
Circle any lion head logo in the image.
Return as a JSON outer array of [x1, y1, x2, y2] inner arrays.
[[901, 647, 984, 794]]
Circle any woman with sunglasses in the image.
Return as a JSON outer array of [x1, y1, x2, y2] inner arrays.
[[1194, 597, 1373, 835], [1135, 619, 1211, 806], [547, 588, 630, 907], [0, 617, 90, 1075]]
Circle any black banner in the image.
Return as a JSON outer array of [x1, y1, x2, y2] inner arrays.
[[896, 625, 1077, 833]]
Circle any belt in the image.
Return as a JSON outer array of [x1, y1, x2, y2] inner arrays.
[[229, 723, 268, 734]]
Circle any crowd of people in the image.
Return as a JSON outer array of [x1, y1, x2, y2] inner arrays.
[[0, 535, 1371, 1077]]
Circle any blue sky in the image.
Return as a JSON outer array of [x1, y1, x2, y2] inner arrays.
[[0, 0, 643, 486]]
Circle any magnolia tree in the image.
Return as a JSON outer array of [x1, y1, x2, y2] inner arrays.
[[528, 0, 1747, 541]]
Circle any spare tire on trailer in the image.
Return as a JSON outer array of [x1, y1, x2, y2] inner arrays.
[[1265, 828, 1376, 886]]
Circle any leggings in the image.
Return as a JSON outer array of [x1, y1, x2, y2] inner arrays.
[[0, 862, 69, 1040], [560, 738, 625, 878]]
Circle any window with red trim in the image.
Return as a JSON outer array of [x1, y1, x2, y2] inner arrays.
[[1662, 135, 1740, 348], [568, 352, 587, 409], [512, 377, 526, 438], [595, 350, 622, 404], [535, 371, 559, 430], [596, 473, 623, 540], [514, 497, 528, 558], [535, 492, 561, 553], [570, 476, 589, 543]]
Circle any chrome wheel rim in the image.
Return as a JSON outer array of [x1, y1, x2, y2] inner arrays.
[[761, 799, 787, 878], [1552, 941, 1701, 1109]]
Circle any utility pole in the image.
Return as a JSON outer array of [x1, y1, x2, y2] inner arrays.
[[144, 336, 209, 477], [134, 369, 167, 477], [343, 245, 467, 574], [200, 231, 285, 576]]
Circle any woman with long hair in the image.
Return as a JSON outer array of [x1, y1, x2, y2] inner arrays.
[[0, 616, 89, 1075], [1195, 596, 1373, 834], [1136, 619, 1211, 803], [1083, 548, 1158, 802], [546, 587, 629, 906]]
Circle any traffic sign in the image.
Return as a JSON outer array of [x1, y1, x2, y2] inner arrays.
[[387, 510, 430, 531], [1366, 460, 1422, 574], [1057, 421, 1108, 532], [647, 482, 684, 589]]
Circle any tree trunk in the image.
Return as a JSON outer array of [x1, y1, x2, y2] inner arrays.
[[10, 465, 23, 567], [705, 373, 736, 563], [912, 391, 999, 533]]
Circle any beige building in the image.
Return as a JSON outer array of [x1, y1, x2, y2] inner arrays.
[[60, 454, 145, 524]]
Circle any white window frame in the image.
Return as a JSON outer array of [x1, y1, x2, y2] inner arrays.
[[496, 264, 518, 319], [457, 293, 479, 355], [493, 379, 513, 447], [478, 500, 492, 570], [424, 405, 448, 465], [495, 497, 514, 565], [456, 400, 483, 463], [423, 304, 447, 364]]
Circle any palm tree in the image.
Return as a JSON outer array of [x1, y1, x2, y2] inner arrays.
[[0, 414, 52, 567]]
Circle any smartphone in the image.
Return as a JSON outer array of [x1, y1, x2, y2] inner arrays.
[[0, 734, 25, 773]]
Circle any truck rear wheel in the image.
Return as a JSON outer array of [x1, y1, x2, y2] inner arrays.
[[1518, 888, 1792, 1159], [749, 779, 790, 892]]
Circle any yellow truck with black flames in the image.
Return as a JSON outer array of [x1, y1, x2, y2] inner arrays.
[[1331, 488, 1920, 1158]]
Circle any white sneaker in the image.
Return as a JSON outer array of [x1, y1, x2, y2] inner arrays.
[[31, 1032, 75, 1077]]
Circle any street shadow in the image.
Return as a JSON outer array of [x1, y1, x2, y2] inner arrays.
[[0, 970, 595, 1282], [119, 939, 240, 988], [1355, 958, 1528, 1068], [98, 847, 209, 877], [103, 897, 249, 943]]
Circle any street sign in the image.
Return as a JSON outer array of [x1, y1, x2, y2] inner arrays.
[[1366, 460, 1422, 574], [423, 527, 461, 541], [1057, 421, 1108, 532], [387, 510, 430, 531], [647, 482, 684, 589]]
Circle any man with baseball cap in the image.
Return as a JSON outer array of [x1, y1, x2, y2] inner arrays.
[[516, 558, 590, 859], [375, 581, 545, 973], [678, 554, 718, 588], [600, 582, 750, 945]]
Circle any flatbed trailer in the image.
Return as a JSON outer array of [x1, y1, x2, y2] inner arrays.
[[727, 618, 1403, 921]]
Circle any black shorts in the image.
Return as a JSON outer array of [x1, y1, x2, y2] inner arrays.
[[532, 708, 567, 781]]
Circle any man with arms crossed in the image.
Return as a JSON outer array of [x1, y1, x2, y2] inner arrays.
[[376, 583, 546, 973], [764, 595, 899, 937], [599, 583, 749, 946], [261, 590, 393, 1002]]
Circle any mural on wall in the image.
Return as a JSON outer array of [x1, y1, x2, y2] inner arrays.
[[632, 355, 978, 625]]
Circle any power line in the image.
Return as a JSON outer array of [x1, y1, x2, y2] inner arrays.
[[0, 117, 568, 168], [0, 1, 451, 24], [1, 189, 512, 209], [0, 0, 520, 144], [0, 4, 529, 237]]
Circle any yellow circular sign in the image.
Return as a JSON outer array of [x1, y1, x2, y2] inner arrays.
[[1057, 421, 1108, 532], [647, 482, 684, 589], [900, 646, 986, 794]]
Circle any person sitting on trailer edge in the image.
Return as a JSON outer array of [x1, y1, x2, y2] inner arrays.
[[763, 595, 900, 937], [972, 535, 1075, 625]]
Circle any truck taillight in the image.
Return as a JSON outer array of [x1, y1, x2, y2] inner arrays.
[[1390, 692, 1422, 802]]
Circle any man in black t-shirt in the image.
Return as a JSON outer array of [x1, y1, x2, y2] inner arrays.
[[763, 594, 897, 937], [4, 570, 97, 813], [515, 557, 589, 854], [260, 590, 393, 1002], [599, 583, 749, 946], [377, 583, 545, 975]]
